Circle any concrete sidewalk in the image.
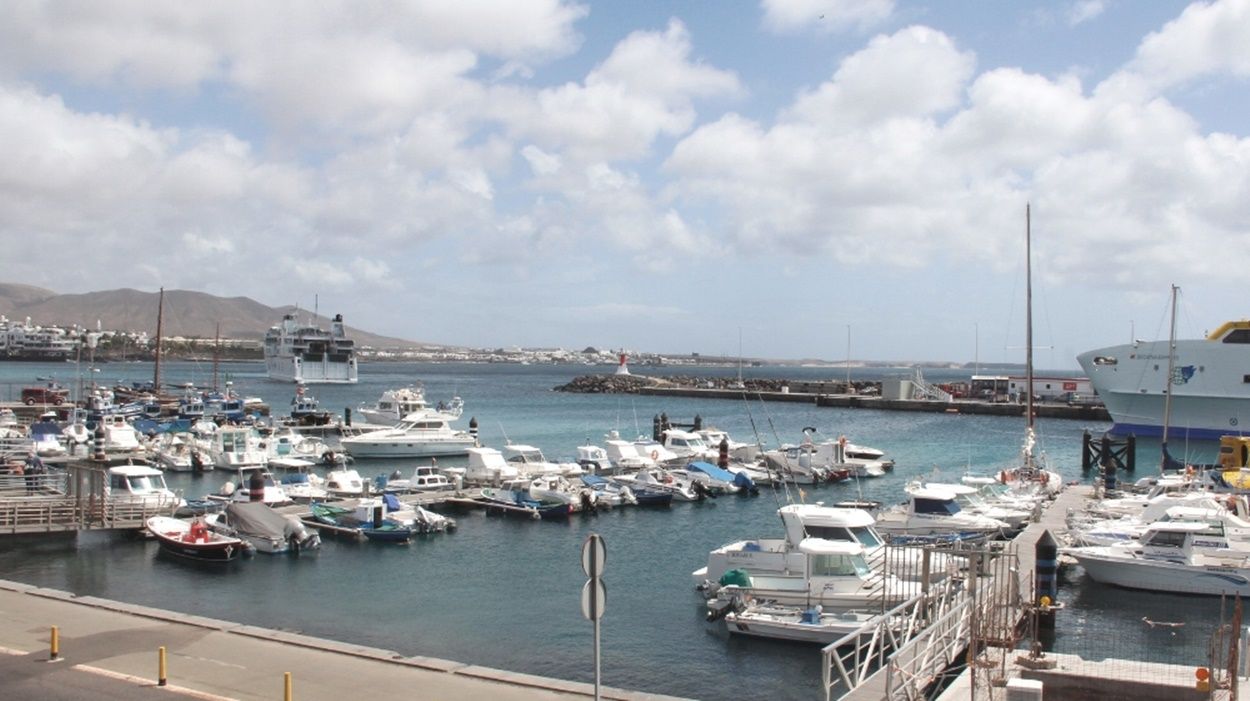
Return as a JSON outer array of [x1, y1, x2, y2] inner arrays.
[[0, 580, 689, 701]]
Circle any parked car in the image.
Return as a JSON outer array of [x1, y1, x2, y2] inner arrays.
[[21, 385, 68, 406]]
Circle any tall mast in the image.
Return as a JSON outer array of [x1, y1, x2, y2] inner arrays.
[[154, 287, 164, 390], [1024, 204, 1035, 470], [1160, 284, 1179, 472], [1025, 205, 1034, 431]]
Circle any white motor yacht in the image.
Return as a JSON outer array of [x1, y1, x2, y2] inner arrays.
[[207, 426, 268, 471], [324, 469, 366, 498], [502, 444, 582, 478], [463, 447, 521, 485], [105, 465, 183, 509], [339, 412, 477, 458], [693, 503, 954, 589], [908, 481, 1034, 530], [873, 487, 1010, 543], [356, 386, 464, 427], [703, 539, 919, 610], [1066, 521, 1250, 596]]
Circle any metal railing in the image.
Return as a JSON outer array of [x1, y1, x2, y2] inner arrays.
[[823, 543, 1025, 700]]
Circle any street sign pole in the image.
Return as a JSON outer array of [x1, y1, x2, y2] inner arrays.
[[581, 533, 606, 701]]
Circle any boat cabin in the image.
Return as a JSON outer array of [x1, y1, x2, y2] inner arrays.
[[779, 504, 885, 551], [466, 447, 520, 484], [106, 465, 178, 504], [795, 539, 873, 579], [908, 488, 965, 516]]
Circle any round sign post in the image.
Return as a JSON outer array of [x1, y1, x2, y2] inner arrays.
[[581, 533, 606, 578], [581, 534, 606, 701]]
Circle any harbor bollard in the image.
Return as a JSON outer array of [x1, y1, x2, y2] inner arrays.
[[1034, 530, 1058, 629], [158, 646, 167, 686], [284, 671, 293, 701], [49, 626, 59, 661]]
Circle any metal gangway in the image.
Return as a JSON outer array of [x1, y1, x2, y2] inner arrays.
[[910, 369, 954, 402], [0, 463, 181, 534], [824, 541, 1025, 701]]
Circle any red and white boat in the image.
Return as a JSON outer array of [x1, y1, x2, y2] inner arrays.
[[146, 515, 247, 561]]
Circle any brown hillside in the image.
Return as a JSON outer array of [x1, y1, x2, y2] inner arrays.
[[3, 286, 421, 348]]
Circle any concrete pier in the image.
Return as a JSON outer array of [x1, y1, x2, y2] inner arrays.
[[0, 580, 690, 701]]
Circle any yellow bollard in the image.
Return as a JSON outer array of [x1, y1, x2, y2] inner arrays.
[[284, 671, 292, 701], [158, 646, 167, 686], [49, 626, 59, 661]]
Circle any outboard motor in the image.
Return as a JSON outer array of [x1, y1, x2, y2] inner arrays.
[[733, 470, 759, 497]]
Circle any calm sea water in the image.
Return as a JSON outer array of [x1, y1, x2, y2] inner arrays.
[[0, 360, 1231, 699]]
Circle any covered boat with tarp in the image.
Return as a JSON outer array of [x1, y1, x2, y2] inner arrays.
[[688, 461, 759, 496], [211, 501, 321, 553]]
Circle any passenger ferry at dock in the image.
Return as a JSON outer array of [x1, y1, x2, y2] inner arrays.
[[263, 313, 358, 384], [1078, 319, 1250, 440]]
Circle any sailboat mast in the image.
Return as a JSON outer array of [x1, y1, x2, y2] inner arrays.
[[154, 287, 164, 390], [1160, 284, 1179, 472], [1025, 204, 1034, 434]]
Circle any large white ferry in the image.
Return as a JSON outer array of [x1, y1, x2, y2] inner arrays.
[[0, 316, 78, 361], [263, 313, 358, 384], [1077, 320, 1250, 440]]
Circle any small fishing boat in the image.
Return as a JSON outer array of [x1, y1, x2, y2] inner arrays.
[[1066, 521, 1250, 596], [309, 502, 413, 543], [147, 515, 249, 561], [208, 501, 321, 554], [723, 602, 885, 644]]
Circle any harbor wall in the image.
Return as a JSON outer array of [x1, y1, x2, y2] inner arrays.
[[634, 387, 1110, 421]]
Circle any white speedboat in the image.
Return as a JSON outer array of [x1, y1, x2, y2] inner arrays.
[[1067, 521, 1250, 596], [724, 603, 884, 644], [106, 465, 183, 509], [610, 468, 700, 501], [379, 465, 456, 494], [207, 427, 269, 471], [703, 539, 918, 610], [339, 413, 476, 458], [147, 432, 210, 472], [693, 503, 953, 589], [502, 444, 582, 478], [208, 471, 293, 507], [873, 487, 1010, 543], [463, 447, 521, 485], [907, 481, 1034, 530], [324, 469, 366, 497], [529, 474, 593, 511]]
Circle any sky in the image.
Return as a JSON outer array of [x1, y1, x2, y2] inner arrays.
[[1, 1, 1248, 368]]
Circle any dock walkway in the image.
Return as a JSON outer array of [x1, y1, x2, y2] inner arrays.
[[833, 483, 1089, 701], [0, 579, 688, 701]]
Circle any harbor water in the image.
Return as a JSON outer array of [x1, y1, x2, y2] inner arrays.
[[0, 360, 1232, 700]]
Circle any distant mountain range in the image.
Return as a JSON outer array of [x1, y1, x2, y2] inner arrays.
[[0, 283, 420, 349]]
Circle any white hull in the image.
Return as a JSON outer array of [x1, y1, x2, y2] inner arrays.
[[1078, 338, 1250, 439], [1070, 547, 1250, 596], [725, 607, 881, 643], [339, 437, 476, 458], [265, 356, 357, 384]]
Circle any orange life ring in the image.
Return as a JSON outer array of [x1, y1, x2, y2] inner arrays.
[[650, 450, 659, 460]]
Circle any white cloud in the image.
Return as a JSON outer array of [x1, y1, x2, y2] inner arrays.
[[508, 19, 742, 162], [760, 0, 895, 33], [1066, 0, 1108, 26], [786, 26, 975, 127], [1128, 0, 1250, 89], [667, 21, 1250, 292]]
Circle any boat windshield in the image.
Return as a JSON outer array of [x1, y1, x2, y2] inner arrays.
[[849, 525, 884, 548], [914, 497, 961, 515], [809, 553, 872, 578], [127, 475, 162, 492]]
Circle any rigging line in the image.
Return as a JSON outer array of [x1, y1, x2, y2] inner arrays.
[[758, 393, 801, 505], [741, 392, 786, 514]]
